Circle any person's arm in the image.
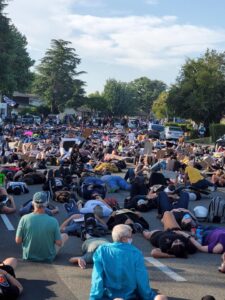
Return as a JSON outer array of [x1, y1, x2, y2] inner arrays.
[[15, 218, 23, 244], [176, 231, 208, 252], [0, 269, 23, 294], [151, 248, 175, 259], [89, 248, 104, 300], [60, 214, 82, 231]]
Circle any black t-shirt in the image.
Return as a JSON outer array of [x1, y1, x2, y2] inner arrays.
[[0, 274, 20, 299], [150, 230, 190, 254]]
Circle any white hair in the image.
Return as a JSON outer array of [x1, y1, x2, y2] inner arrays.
[[32, 201, 47, 209], [112, 224, 132, 242]]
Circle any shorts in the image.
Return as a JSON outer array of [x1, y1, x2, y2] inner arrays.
[[149, 230, 163, 247]]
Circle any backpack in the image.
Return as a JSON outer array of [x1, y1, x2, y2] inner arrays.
[[207, 196, 225, 223], [104, 197, 120, 210]]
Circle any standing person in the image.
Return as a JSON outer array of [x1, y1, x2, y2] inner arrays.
[[89, 224, 167, 300], [15, 192, 68, 262], [0, 257, 23, 298]]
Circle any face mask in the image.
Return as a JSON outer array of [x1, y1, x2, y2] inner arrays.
[[183, 213, 191, 220], [127, 238, 133, 244]]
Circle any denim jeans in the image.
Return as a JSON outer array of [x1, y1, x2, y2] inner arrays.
[[157, 191, 189, 214], [192, 179, 214, 189]]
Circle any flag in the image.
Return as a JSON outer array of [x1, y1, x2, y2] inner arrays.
[[3, 95, 17, 107]]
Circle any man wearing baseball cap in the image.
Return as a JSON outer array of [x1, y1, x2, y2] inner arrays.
[[15, 192, 68, 262]]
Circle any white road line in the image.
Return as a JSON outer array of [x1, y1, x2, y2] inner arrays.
[[145, 257, 187, 282], [0, 214, 15, 231]]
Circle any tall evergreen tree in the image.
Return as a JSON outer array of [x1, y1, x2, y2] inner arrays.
[[33, 39, 86, 113]]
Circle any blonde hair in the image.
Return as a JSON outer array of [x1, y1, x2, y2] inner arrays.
[[112, 224, 132, 242]]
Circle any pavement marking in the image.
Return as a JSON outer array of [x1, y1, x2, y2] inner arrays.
[[0, 214, 15, 231], [145, 257, 187, 282]]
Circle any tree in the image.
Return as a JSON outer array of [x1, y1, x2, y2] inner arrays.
[[152, 91, 168, 119], [0, 0, 33, 95], [86, 92, 108, 113], [33, 39, 85, 113], [167, 49, 225, 125], [103, 79, 137, 116], [130, 77, 167, 114]]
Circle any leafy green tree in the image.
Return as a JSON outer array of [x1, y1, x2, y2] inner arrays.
[[103, 79, 137, 116], [0, 0, 33, 95], [167, 49, 225, 125], [130, 77, 167, 114], [33, 39, 85, 113], [152, 91, 168, 119], [86, 92, 108, 113]]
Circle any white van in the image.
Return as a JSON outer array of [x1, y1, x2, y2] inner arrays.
[[164, 126, 183, 140]]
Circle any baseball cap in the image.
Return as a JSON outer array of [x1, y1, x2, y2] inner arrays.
[[137, 199, 147, 206], [33, 192, 48, 204]]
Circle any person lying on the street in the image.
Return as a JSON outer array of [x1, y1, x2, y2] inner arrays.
[[0, 187, 16, 214], [143, 211, 197, 258], [0, 257, 23, 299], [69, 234, 109, 269], [161, 208, 198, 231], [178, 226, 225, 255], [107, 208, 149, 232]]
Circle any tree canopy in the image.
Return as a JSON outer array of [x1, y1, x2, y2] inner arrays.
[[130, 77, 167, 114], [33, 39, 86, 113], [152, 91, 168, 119], [0, 0, 34, 95], [167, 49, 225, 125], [103, 79, 137, 116]]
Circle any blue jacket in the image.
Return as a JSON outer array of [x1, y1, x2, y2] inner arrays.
[[89, 242, 156, 300]]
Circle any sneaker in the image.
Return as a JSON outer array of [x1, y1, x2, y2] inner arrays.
[[64, 200, 76, 213]]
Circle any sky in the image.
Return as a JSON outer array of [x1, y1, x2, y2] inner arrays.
[[5, 0, 225, 95]]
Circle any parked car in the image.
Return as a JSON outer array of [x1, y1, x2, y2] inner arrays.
[[164, 126, 183, 140], [148, 123, 165, 139]]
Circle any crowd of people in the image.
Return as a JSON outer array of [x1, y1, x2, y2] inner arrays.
[[1, 117, 225, 299]]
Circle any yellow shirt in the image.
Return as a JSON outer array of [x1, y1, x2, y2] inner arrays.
[[185, 166, 203, 184]]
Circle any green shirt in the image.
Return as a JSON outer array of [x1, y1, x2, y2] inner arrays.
[[0, 173, 5, 186], [16, 213, 61, 262]]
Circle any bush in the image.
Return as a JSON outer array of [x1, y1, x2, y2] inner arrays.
[[209, 124, 225, 142]]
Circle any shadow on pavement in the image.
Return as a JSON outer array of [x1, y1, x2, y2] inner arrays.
[[19, 279, 57, 299]]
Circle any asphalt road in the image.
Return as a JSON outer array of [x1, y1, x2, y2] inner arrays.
[[1, 180, 225, 300]]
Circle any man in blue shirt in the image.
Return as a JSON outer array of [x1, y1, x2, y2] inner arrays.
[[89, 224, 167, 300]]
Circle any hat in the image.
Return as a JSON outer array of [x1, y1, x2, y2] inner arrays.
[[164, 185, 176, 194], [137, 199, 147, 206], [33, 192, 48, 204]]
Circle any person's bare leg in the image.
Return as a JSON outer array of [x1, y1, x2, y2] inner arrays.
[[161, 211, 181, 230], [3, 257, 17, 269], [143, 230, 160, 240], [218, 253, 225, 273]]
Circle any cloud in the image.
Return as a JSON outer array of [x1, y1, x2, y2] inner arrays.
[[5, 0, 225, 72]]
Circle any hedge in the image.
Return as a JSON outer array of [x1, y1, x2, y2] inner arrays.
[[209, 124, 225, 142]]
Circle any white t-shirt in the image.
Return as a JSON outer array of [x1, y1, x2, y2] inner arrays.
[[80, 200, 112, 217]]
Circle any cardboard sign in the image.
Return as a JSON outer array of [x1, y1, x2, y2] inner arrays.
[[82, 128, 92, 138]]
